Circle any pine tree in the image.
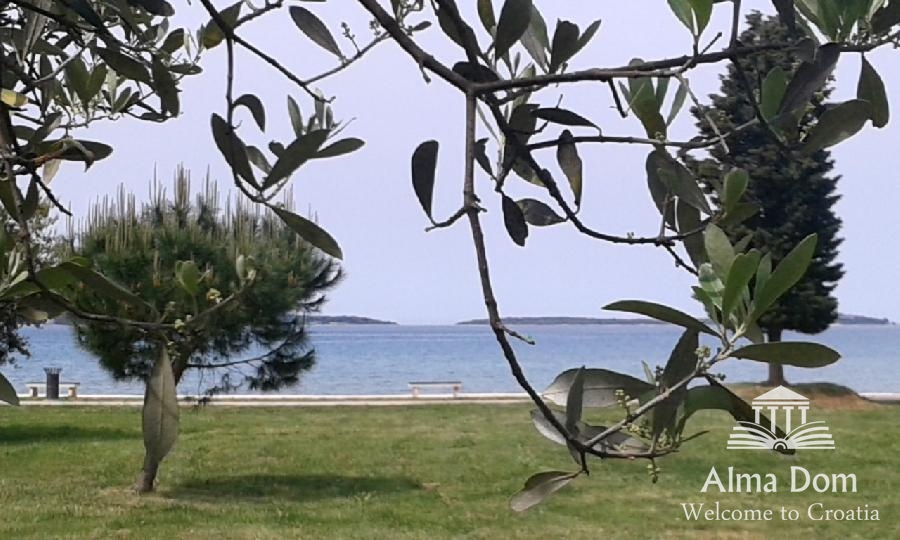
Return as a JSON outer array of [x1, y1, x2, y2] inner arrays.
[[67, 169, 342, 393], [687, 12, 844, 386]]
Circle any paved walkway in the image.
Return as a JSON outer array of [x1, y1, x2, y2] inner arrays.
[[10, 393, 533, 407], [858, 392, 900, 403], [8, 392, 900, 407]]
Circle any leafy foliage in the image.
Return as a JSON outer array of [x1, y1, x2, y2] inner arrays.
[[0, 204, 59, 400], [392, 0, 898, 511], [0, 0, 377, 489], [2, 0, 898, 504]]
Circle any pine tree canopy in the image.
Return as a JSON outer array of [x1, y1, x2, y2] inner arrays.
[[67, 169, 342, 393]]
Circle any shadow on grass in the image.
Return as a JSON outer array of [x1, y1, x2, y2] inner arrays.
[[170, 474, 421, 503], [0, 424, 135, 445]]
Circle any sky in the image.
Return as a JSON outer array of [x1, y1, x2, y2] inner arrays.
[[49, 1, 900, 325]]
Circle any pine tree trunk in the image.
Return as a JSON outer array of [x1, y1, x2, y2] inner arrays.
[[765, 328, 787, 386]]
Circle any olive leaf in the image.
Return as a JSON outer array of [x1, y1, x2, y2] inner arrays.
[[494, 0, 532, 59], [543, 368, 654, 408], [290, 6, 343, 59], [316, 138, 365, 159], [857, 57, 889, 128], [778, 44, 840, 116], [502, 195, 528, 246], [411, 140, 439, 220], [234, 94, 266, 131], [0, 373, 19, 406], [603, 300, 716, 336], [271, 206, 343, 260], [517, 199, 564, 226], [510, 470, 580, 512], [556, 130, 583, 207], [751, 233, 817, 320], [549, 20, 579, 73], [532, 108, 595, 128], [731, 341, 840, 368], [211, 114, 257, 188], [802, 100, 871, 155], [265, 130, 329, 188]]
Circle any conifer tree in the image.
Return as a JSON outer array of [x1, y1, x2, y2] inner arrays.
[[67, 169, 341, 393], [688, 12, 844, 386]]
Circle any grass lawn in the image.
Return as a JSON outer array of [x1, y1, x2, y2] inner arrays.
[[0, 399, 897, 539]]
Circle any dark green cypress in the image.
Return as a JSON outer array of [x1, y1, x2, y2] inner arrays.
[[687, 12, 844, 386]]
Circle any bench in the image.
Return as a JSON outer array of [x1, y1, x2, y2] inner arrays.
[[25, 382, 80, 398], [408, 381, 462, 398]]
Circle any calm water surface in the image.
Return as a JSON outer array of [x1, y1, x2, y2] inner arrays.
[[2, 324, 898, 395]]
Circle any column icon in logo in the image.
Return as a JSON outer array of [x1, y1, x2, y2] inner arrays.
[[727, 386, 834, 451]]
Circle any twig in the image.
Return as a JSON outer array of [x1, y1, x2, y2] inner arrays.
[[609, 80, 628, 118], [582, 344, 734, 450], [236, 0, 284, 27], [502, 325, 535, 345], [305, 34, 390, 85], [425, 205, 471, 231], [664, 244, 698, 275], [675, 73, 729, 154], [197, 0, 323, 103], [525, 122, 757, 151], [21, 45, 88, 92], [730, 0, 743, 48], [30, 172, 72, 216]]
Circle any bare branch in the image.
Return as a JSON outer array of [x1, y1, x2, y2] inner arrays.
[[730, 0, 743, 48], [525, 123, 759, 151], [305, 34, 390, 86], [663, 244, 699, 276], [460, 93, 569, 440], [425, 205, 474, 232], [472, 39, 898, 95], [675, 73, 729, 154]]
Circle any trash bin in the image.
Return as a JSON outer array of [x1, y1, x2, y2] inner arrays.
[[44, 367, 62, 399]]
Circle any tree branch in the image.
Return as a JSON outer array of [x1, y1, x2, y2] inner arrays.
[[460, 93, 568, 440], [472, 39, 896, 95], [525, 119, 758, 151], [304, 33, 390, 86], [356, 0, 472, 92], [582, 343, 734, 450], [197, 0, 322, 103]]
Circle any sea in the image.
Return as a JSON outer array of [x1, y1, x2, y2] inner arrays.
[[2, 323, 898, 396]]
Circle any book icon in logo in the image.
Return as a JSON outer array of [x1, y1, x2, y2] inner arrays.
[[727, 386, 834, 451]]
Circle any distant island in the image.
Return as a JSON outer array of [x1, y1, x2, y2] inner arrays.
[[457, 313, 894, 326], [835, 314, 895, 325], [51, 313, 398, 326], [307, 315, 397, 325], [457, 317, 665, 326]]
